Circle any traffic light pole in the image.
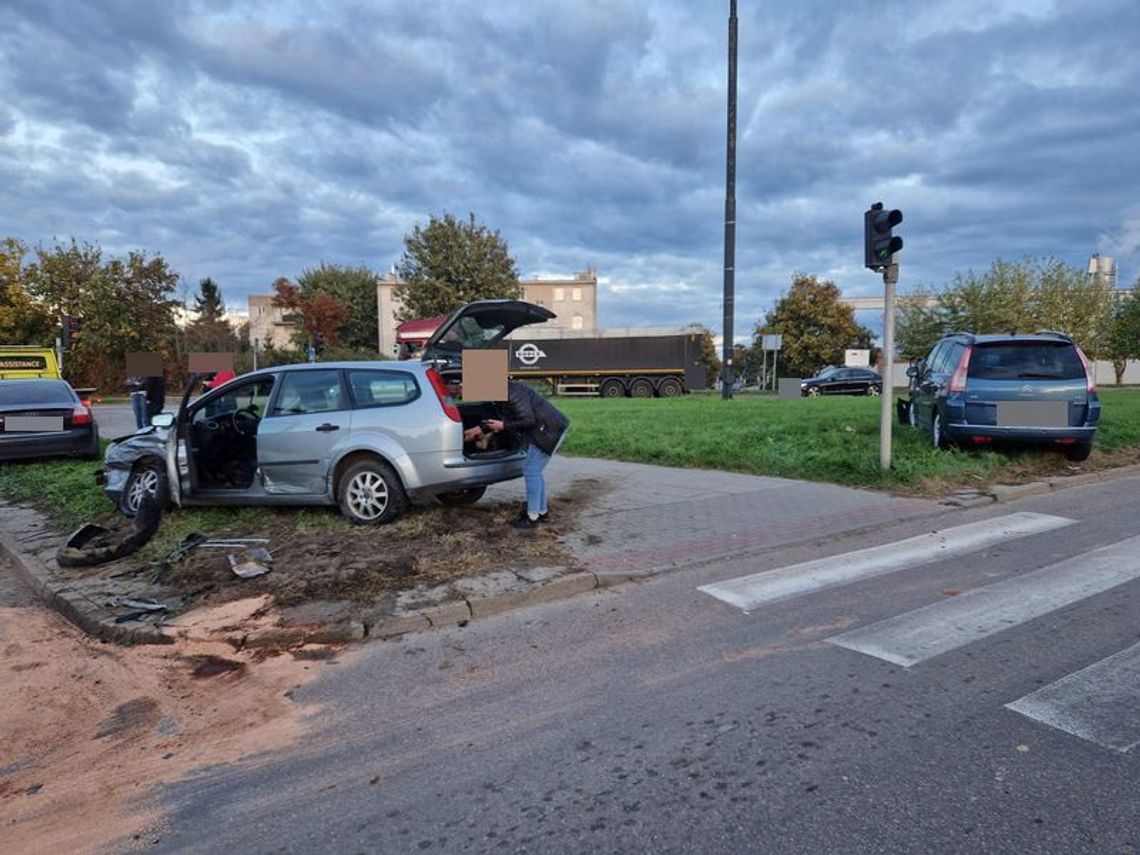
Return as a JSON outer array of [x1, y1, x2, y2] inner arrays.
[[880, 259, 898, 471]]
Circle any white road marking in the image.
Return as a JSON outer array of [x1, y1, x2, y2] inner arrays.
[[1005, 642, 1140, 753], [828, 534, 1140, 667], [697, 512, 1074, 612]]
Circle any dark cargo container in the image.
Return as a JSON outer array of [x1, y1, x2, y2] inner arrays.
[[505, 334, 707, 397]]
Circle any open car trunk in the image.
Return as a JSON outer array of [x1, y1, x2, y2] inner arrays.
[[457, 397, 523, 459]]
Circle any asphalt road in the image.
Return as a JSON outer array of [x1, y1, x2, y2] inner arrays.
[[134, 475, 1140, 854]]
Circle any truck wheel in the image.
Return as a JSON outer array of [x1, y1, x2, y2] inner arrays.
[[657, 377, 684, 397], [630, 378, 654, 398], [600, 378, 626, 398]]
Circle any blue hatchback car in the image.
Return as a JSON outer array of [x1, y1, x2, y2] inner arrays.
[[902, 331, 1099, 461]]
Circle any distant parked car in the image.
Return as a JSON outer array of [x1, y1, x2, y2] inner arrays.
[[801, 367, 882, 397], [0, 379, 100, 462], [99, 300, 555, 524], [901, 331, 1099, 461]]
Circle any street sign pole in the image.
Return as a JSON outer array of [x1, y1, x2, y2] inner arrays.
[[880, 259, 898, 471]]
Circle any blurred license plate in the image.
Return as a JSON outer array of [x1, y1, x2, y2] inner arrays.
[[997, 401, 1068, 427], [4, 416, 65, 432]]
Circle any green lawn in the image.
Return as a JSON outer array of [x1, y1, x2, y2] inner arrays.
[[556, 387, 1140, 493], [4, 388, 1139, 533]]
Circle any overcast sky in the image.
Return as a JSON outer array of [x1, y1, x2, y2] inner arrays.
[[3, 0, 1138, 340]]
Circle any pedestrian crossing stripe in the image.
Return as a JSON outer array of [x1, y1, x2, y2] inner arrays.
[[1006, 641, 1140, 754], [697, 512, 1074, 612], [826, 532, 1140, 667]]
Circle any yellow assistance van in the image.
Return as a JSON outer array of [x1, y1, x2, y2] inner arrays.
[[0, 346, 63, 380]]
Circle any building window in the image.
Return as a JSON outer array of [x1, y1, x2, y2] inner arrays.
[[572, 315, 583, 330], [554, 287, 565, 301], [572, 288, 581, 301]]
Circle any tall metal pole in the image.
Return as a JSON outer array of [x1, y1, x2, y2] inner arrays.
[[879, 260, 898, 470], [721, 0, 738, 400]]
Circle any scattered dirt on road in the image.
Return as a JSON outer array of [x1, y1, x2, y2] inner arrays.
[[0, 596, 337, 853]]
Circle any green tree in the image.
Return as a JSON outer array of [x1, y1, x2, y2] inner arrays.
[[298, 263, 380, 351], [763, 274, 874, 378], [1105, 280, 1140, 385], [895, 287, 946, 361], [683, 323, 721, 387], [394, 212, 520, 321], [22, 239, 181, 390], [0, 237, 53, 344], [185, 277, 242, 355]]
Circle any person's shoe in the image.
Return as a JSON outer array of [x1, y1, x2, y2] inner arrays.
[[511, 515, 539, 530], [537, 511, 550, 524]]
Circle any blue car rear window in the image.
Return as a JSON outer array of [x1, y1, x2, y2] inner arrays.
[[968, 342, 1084, 381]]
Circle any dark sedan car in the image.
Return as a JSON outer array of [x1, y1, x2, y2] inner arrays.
[[0, 379, 100, 461], [800, 367, 882, 397]]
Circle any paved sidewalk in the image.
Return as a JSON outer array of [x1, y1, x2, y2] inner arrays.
[[485, 457, 944, 578]]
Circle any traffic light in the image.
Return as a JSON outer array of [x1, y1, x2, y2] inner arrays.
[[61, 315, 84, 350], [864, 202, 903, 271]]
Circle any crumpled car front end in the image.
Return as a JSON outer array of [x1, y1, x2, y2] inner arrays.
[[96, 430, 166, 507]]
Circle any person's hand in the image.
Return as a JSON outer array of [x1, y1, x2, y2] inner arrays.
[[463, 426, 484, 442], [483, 419, 504, 433]]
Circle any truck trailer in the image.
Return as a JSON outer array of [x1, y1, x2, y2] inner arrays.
[[504, 333, 707, 397]]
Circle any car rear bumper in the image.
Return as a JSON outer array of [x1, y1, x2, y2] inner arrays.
[[0, 428, 98, 461], [944, 423, 1097, 445]]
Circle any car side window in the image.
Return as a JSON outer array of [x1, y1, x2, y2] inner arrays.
[[195, 376, 275, 424], [928, 343, 950, 375], [270, 370, 345, 416], [347, 370, 420, 408]]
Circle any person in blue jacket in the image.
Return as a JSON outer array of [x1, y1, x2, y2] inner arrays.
[[464, 380, 570, 529]]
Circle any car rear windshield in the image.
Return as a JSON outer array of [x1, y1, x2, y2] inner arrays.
[[967, 342, 1084, 381], [0, 381, 75, 405]]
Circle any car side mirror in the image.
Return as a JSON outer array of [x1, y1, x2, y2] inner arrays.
[[151, 412, 175, 428], [906, 365, 918, 379]]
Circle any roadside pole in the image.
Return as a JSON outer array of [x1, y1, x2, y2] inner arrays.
[[880, 260, 898, 471]]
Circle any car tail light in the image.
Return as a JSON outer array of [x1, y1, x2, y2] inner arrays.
[[947, 346, 973, 393], [1074, 345, 1097, 394], [1054, 437, 1076, 445], [426, 368, 462, 422], [970, 436, 992, 444], [71, 405, 92, 426]]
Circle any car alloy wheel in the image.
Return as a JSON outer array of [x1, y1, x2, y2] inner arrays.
[[120, 461, 167, 517], [866, 385, 881, 397], [806, 386, 821, 397], [338, 459, 407, 525]]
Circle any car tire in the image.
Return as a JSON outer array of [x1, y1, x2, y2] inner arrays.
[[338, 458, 407, 525], [437, 486, 487, 506], [120, 460, 168, 518], [657, 377, 684, 398], [930, 410, 951, 450], [1065, 442, 1092, 462], [599, 378, 625, 398], [866, 384, 881, 397], [805, 386, 821, 397]]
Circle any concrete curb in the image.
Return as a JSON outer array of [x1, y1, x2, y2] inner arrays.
[[0, 528, 173, 646], [1, 516, 604, 647]]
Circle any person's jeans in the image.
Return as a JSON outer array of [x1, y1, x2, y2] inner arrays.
[[522, 430, 567, 517], [130, 391, 149, 429]]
